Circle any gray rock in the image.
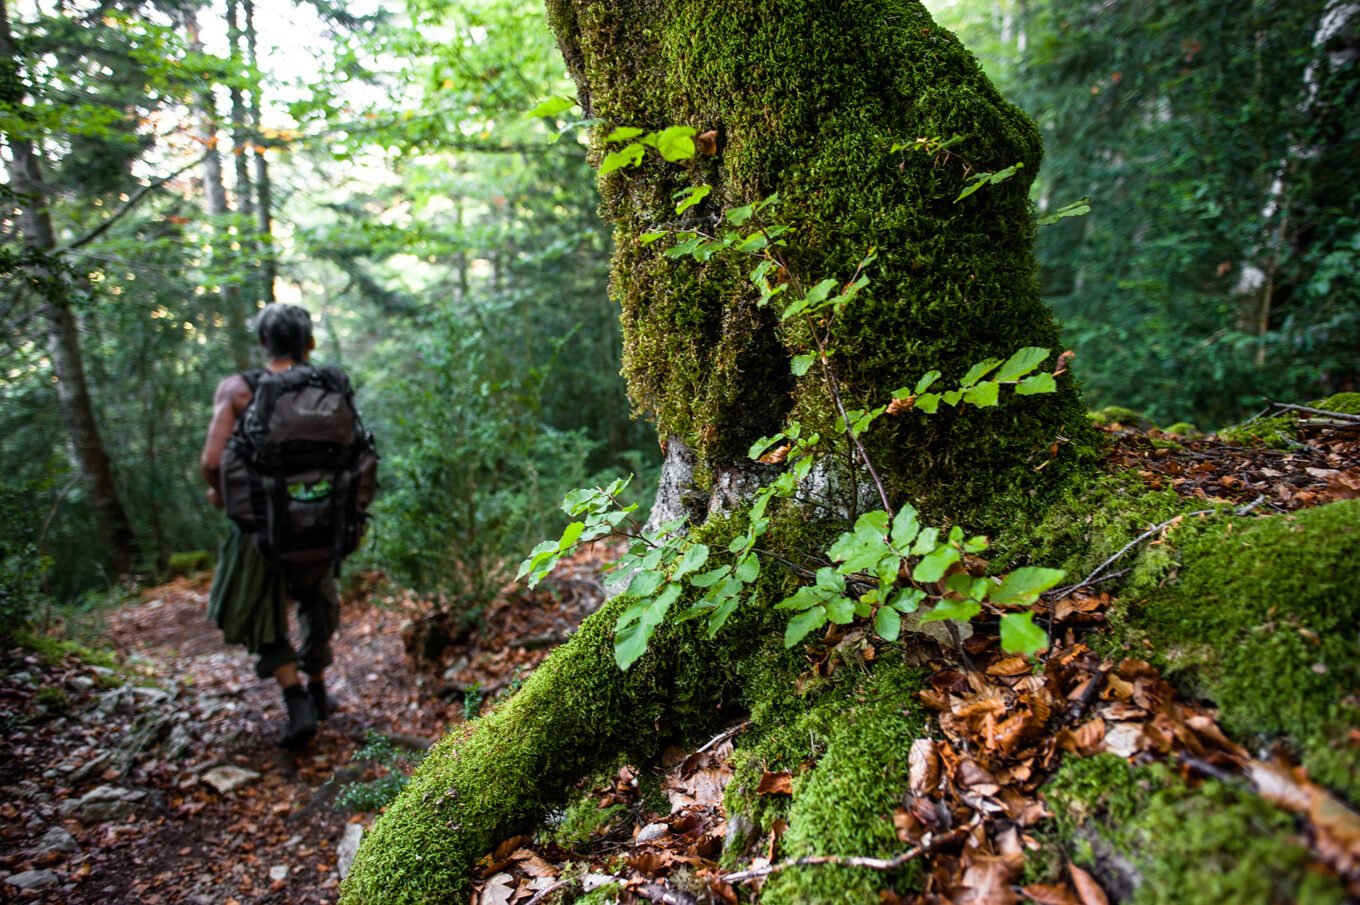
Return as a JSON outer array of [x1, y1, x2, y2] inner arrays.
[[67, 752, 113, 784], [636, 822, 669, 844], [337, 823, 364, 880], [131, 686, 171, 707], [36, 826, 78, 855], [269, 865, 288, 881], [10, 671, 33, 686], [60, 785, 145, 822], [68, 676, 95, 693], [582, 873, 619, 892], [5, 869, 58, 891], [200, 765, 260, 795]]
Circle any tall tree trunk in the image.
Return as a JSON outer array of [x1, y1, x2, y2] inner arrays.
[[184, 8, 253, 370], [242, 0, 277, 303], [225, 0, 258, 314], [0, 0, 141, 577]]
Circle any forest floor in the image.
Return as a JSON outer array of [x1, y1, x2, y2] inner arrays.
[[2, 415, 1358, 904]]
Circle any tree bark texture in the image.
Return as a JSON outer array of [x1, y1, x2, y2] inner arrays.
[[0, 0, 141, 577]]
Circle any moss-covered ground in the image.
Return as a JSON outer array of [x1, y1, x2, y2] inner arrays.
[[1046, 754, 1348, 905]]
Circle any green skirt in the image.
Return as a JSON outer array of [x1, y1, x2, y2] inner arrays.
[[208, 527, 289, 655]]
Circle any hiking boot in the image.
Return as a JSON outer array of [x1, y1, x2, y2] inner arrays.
[[307, 680, 338, 721], [280, 685, 317, 749]]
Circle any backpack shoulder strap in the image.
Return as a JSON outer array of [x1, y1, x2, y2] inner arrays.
[[239, 369, 266, 393]]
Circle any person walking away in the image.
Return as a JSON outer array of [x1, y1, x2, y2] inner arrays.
[[200, 304, 376, 748]]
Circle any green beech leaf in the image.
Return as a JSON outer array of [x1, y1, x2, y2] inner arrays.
[[1000, 611, 1049, 658], [527, 96, 574, 118], [889, 587, 925, 613], [962, 380, 1000, 408], [784, 606, 828, 647], [689, 565, 729, 588], [911, 545, 960, 583], [791, 353, 816, 376], [915, 393, 941, 414], [996, 347, 1050, 382], [639, 230, 669, 245], [673, 184, 711, 214], [726, 203, 756, 226], [603, 125, 645, 142], [919, 598, 982, 624], [624, 569, 664, 598], [776, 585, 829, 611], [1036, 197, 1091, 226], [613, 584, 682, 669], [1015, 373, 1058, 395], [672, 543, 710, 580], [915, 370, 942, 394], [734, 553, 760, 583], [991, 566, 1066, 606], [910, 526, 940, 556], [825, 595, 856, 624], [656, 125, 697, 161], [600, 142, 644, 174], [960, 358, 1003, 388], [874, 606, 901, 641]]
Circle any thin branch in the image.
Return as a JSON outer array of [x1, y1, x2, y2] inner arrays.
[[723, 829, 963, 884], [1052, 509, 1217, 600], [696, 720, 748, 754], [524, 878, 579, 905], [60, 153, 208, 253], [1268, 401, 1360, 423]]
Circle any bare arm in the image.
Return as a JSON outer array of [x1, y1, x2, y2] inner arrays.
[[200, 374, 252, 508]]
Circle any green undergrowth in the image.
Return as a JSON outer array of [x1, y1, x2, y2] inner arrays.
[[14, 628, 122, 672], [1045, 754, 1347, 904], [1109, 500, 1360, 801]]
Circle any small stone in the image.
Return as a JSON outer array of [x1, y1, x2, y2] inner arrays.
[[269, 865, 288, 881], [61, 785, 146, 822], [337, 823, 364, 880], [131, 686, 170, 706], [200, 765, 260, 795], [36, 826, 78, 855], [68, 676, 96, 693], [5, 869, 59, 891], [582, 873, 618, 892], [10, 671, 33, 686], [636, 822, 669, 844]]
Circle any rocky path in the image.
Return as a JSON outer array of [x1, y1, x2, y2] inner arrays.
[[0, 575, 464, 904]]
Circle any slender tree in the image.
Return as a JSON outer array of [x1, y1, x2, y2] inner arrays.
[[0, 0, 141, 577]]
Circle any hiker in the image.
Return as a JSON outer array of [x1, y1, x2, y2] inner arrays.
[[200, 304, 376, 749]]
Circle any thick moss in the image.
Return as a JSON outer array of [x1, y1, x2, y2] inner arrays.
[[545, 0, 1096, 531], [1112, 500, 1360, 800], [748, 657, 928, 904], [1046, 754, 1347, 905]]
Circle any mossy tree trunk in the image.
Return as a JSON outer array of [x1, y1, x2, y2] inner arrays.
[[547, 0, 1093, 528], [342, 4, 1357, 903]]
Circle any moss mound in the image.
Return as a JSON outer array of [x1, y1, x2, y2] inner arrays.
[[1046, 754, 1347, 904], [1113, 500, 1360, 800]]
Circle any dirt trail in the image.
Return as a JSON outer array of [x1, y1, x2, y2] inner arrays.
[[1, 576, 462, 904]]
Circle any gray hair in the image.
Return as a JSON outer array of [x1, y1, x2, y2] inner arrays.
[[255, 304, 313, 362]]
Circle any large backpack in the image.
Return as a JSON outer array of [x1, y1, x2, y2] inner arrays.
[[219, 364, 378, 569]]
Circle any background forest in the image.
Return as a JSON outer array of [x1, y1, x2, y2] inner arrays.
[[2, 0, 1356, 618]]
